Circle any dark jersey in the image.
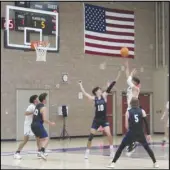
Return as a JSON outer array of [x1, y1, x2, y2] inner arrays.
[[128, 107, 143, 133], [32, 103, 44, 124], [94, 96, 107, 120]]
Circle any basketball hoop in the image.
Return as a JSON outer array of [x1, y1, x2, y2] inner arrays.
[[31, 41, 50, 62]]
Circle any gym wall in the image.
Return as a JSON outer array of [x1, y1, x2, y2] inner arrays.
[[1, 2, 169, 139]]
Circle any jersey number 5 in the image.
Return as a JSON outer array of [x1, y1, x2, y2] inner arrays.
[[134, 114, 139, 123], [33, 109, 38, 116], [98, 104, 104, 111]]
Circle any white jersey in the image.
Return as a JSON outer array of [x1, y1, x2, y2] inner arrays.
[[126, 76, 140, 109], [24, 104, 36, 126]]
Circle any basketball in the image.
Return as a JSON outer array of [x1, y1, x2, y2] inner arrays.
[[120, 47, 129, 57]]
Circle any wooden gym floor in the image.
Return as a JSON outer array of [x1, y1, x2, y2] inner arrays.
[[1, 135, 169, 169]]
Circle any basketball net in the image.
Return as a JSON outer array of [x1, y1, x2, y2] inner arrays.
[[31, 41, 50, 62]]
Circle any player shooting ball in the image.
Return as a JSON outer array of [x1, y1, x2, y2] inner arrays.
[[124, 60, 141, 156], [125, 60, 140, 110]]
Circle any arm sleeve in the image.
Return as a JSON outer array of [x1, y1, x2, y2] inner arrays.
[[143, 117, 150, 135], [106, 81, 116, 93], [127, 76, 135, 88]]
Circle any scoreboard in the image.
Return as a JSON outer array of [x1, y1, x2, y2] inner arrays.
[[15, 1, 58, 35], [2, 2, 58, 35]]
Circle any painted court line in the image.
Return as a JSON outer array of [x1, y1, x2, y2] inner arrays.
[[1, 142, 168, 156]]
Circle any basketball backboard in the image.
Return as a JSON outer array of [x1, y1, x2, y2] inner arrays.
[[4, 2, 59, 52]]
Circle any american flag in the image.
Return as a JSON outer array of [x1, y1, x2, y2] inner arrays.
[[84, 4, 135, 58]]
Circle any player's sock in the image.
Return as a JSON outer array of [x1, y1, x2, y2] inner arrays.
[[110, 145, 114, 157], [110, 145, 113, 150], [40, 147, 45, 153], [39, 148, 46, 160]]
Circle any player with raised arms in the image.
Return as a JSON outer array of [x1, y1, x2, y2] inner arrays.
[[31, 93, 56, 160], [124, 61, 141, 155], [107, 98, 159, 169], [79, 70, 121, 159]]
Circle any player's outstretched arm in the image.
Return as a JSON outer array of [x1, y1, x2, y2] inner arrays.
[[161, 109, 167, 120], [115, 70, 121, 82], [127, 68, 137, 89], [125, 61, 137, 88], [161, 101, 169, 120], [142, 109, 150, 135], [102, 70, 121, 98], [41, 107, 55, 126], [130, 68, 137, 77], [125, 111, 129, 130], [125, 60, 130, 78], [25, 111, 33, 115], [78, 81, 95, 100]]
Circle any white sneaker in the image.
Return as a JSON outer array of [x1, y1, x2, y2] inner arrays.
[[153, 163, 159, 168], [84, 150, 89, 159], [37, 152, 48, 158], [40, 152, 47, 160], [44, 152, 48, 156], [37, 152, 41, 159], [107, 162, 115, 169], [14, 153, 22, 159]]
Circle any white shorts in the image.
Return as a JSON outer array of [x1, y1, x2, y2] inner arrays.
[[24, 125, 34, 136]]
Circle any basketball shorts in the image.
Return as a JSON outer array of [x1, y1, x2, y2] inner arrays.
[[24, 124, 34, 136], [31, 122, 48, 138], [91, 119, 109, 130], [122, 130, 147, 146]]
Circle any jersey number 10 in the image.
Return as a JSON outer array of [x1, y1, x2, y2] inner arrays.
[[98, 104, 104, 111]]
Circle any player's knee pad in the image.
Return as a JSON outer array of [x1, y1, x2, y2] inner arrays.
[[88, 133, 94, 141]]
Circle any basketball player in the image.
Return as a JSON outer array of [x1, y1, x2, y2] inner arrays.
[[31, 93, 55, 160], [14, 95, 41, 159], [107, 98, 159, 169], [79, 70, 121, 159], [161, 101, 169, 145], [124, 61, 141, 155], [125, 61, 140, 109]]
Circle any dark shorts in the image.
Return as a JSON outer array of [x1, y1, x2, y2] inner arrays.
[[31, 122, 48, 139], [91, 119, 109, 130], [122, 130, 147, 146]]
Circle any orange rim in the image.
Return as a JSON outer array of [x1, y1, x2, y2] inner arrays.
[[31, 41, 49, 49]]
